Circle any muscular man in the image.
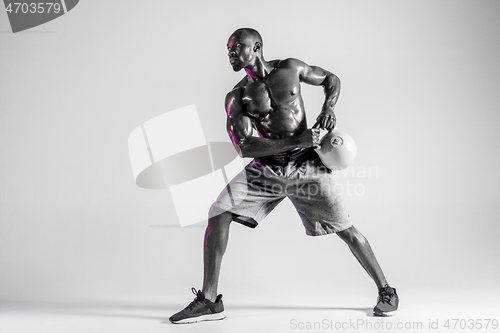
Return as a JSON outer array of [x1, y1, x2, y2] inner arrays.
[[169, 28, 399, 324]]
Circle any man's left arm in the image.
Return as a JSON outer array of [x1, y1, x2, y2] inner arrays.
[[292, 58, 340, 131]]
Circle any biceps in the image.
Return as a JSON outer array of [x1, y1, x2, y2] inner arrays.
[[300, 65, 328, 86]]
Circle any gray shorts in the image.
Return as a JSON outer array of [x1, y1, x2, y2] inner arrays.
[[211, 148, 352, 236]]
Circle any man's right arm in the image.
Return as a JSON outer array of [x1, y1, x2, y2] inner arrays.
[[225, 89, 318, 158]]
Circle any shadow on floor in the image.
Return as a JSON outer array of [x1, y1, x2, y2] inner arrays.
[[1, 300, 373, 324], [161, 304, 373, 324]]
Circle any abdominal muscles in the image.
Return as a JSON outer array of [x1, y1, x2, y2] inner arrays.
[[255, 103, 306, 139]]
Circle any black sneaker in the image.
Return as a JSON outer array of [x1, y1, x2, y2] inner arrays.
[[169, 288, 226, 324], [373, 284, 399, 316]]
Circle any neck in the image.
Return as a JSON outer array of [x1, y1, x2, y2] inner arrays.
[[245, 56, 272, 82]]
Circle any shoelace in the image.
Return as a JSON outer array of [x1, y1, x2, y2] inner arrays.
[[187, 287, 204, 310], [378, 286, 395, 304]]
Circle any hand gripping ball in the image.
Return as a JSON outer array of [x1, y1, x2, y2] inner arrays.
[[315, 128, 357, 170]]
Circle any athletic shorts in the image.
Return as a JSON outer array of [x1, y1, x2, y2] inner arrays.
[[211, 148, 352, 236]]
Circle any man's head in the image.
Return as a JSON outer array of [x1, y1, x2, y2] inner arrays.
[[227, 28, 263, 72]]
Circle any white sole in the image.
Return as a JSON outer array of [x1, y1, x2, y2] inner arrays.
[[171, 311, 226, 324], [373, 310, 397, 317]]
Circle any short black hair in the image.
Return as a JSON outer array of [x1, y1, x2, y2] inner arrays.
[[233, 28, 263, 45]]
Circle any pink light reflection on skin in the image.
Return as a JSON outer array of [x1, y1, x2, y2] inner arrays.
[[202, 225, 209, 291]]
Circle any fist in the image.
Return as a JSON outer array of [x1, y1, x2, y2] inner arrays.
[[298, 128, 321, 148]]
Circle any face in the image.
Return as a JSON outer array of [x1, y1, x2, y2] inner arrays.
[[226, 32, 258, 72]]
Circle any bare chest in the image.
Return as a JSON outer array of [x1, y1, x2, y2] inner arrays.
[[241, 69, 300, 118]]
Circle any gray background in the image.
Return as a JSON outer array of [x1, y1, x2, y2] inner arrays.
[[1, 0, 499, 315]]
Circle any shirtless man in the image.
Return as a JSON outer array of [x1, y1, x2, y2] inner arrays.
[[169, 28, 399, 324]]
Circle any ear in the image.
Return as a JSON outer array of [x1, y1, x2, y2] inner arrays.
[[253, 42, 262, 52]]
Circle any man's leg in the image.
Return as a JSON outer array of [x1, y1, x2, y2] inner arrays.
[[337, 225, 399, 316], [202, 206, 233, 302], [169, 206, 232, 324], [337, 225, 387, 288]]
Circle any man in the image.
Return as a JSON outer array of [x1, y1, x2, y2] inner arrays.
[[169, 28, 399, 324]]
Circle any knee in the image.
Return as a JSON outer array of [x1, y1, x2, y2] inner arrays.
[[207, 205, 232, 232], [338, 226, 367, 246]]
